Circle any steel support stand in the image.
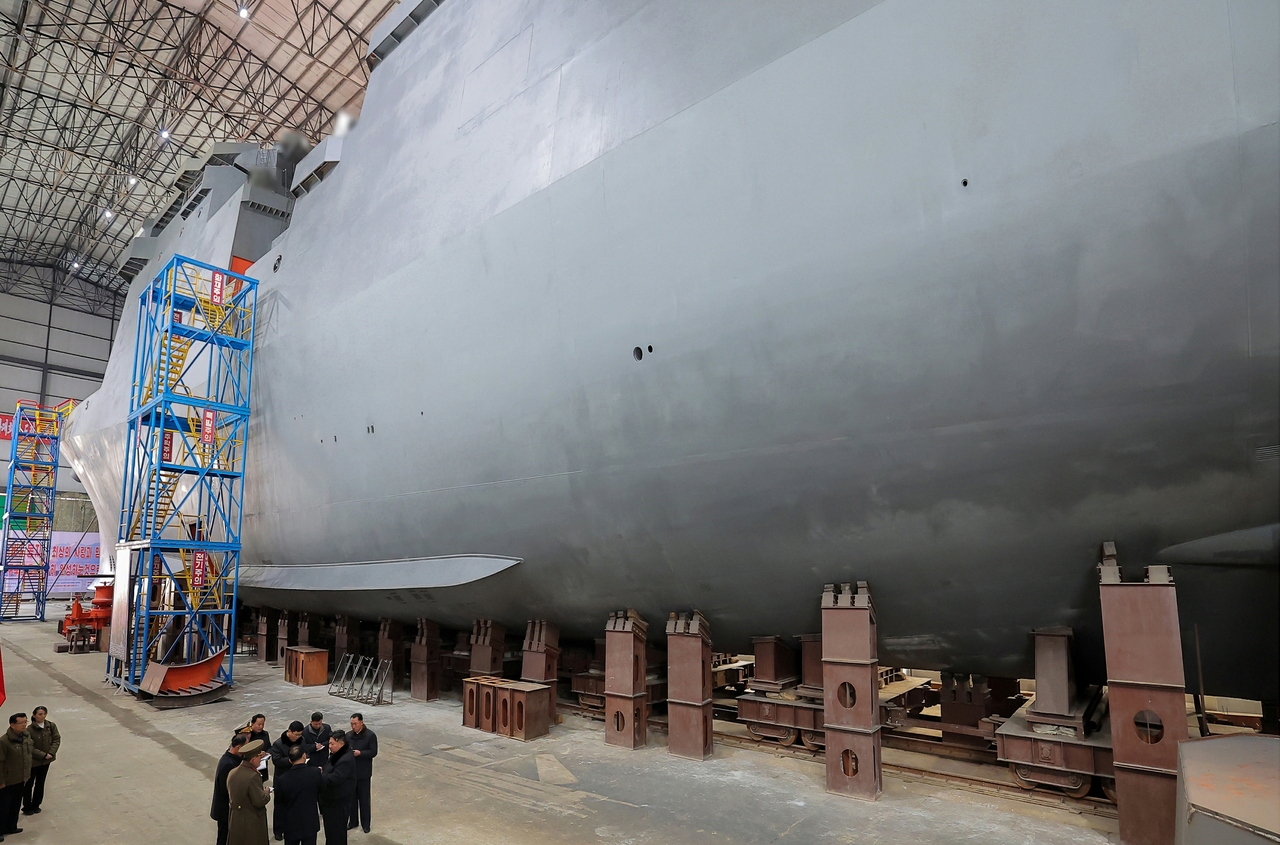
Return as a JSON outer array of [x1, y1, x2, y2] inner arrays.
[[469, 619, 505, 677], [1099, 545, 1187, 845], [378, 618, 404, 689], [521, 620, 559, 723], [296, 612, 311, 647], [822, 582, 882, 800], [666, 611, 713, 760], [334, 615, 358, 665], [258, 608, 280, 664], [605, 609, 648, 749], [276, 610, 295, 663], [410, 618, 441, 701]]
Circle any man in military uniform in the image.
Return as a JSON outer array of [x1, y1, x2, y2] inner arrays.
[[0, 713, 33, 841], [22, 705, 59, 815], [227, 739, 271, 845]]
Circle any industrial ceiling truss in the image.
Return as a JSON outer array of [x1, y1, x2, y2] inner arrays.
[[0, 0, 397, 318]]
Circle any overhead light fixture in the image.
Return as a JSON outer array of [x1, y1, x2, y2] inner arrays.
[[71, 262, 80, 269], [159, 129, 170, 140], [239, 6, 249, 18], [103, 209, 114, 218], [128, 176, 138, 186]]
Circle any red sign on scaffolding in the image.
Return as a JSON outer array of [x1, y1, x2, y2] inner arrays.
[[173, 311, 183, 325], [0, 413, 11, 442], [192, 550, 208, 590], [161, 430, 174, 462], [201, 408, 216, 445], [211, 272, 226, 306]]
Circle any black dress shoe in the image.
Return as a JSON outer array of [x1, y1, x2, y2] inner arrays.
[[363, 827, 371, 834], [6, 828, 21, 834], [275, 834, 284, 841]]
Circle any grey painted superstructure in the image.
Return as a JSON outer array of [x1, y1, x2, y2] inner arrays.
[[65, 0, 1279, 700]]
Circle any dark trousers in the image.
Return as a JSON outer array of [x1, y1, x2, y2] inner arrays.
[[285, 837, 316, 845], [22, 765, 49, 811], [347, 778, 370, 831], [0, 782, 23, 833], [215, 817, 229, 845], [320, 804, 347, 845]]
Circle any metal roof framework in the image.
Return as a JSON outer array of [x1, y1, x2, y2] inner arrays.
[[0, 0, 399, 319]]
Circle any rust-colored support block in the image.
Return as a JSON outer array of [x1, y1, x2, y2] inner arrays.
[[750, 635, 798, 693], [1099, 551, 1187, 845], [411, 618, 442, 701], [667, 611, 714, 760], [521, 620, 560, 723], [469, 619, 506, 677], [796, 633, 823, 700], [462, 676, 482, 728], [276, 610, 295, 664], [296, 612, 311, 647], [334, 615, 358, 664], [378, 618, 405, 689], [257, 607, 279, 664], [605, 609, 648, 749], [822, 582, 882, 800], [508, 682, 552, 741]]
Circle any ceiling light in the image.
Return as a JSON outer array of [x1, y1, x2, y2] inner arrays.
[[159, 129, 170, 140], [239, 6, 249, 18], [103, 209, 114, 218], [71, 262, 79, 269], [128, 176, 138, 186]]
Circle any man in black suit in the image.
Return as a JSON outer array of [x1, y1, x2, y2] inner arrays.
[[210, 733, 247, 845], [319, 731, 356, 845], [268, 722, 305, 841], [346, 713, 377, 834], [301, 713, 331, 769], [274, 746, 321, 845]]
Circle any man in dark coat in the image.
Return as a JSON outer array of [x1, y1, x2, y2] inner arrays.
[[212, 733, 249, 845], [319, 731, 356, 845], [22, 705, 59, 815], [268, 722, 305, 840], [0, 713, 33, 840], [345, 714, 378, 833], [227, 740, 271, 845], [274, 746, 321, 845], [301, 713, 330, 769]]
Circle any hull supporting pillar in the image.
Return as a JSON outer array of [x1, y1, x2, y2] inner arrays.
[[605, 609, 648, 749], [469, 620, 505, 677], [822, 582, 882, 800], [521, 620, 559, 724], [1099, 544, 1187, 845], [378, 618, 405, 689], [410, 619, 441, 701], [666, 611, 713, 760]]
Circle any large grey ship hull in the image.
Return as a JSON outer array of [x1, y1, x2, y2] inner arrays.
[[65, 0, 1279, 700]]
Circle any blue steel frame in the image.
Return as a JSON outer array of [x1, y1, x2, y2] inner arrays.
[[108, 255, 258, 692], [1, 402, 67, 621]]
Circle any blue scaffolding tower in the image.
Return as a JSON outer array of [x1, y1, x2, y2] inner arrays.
[[1, 400, 73, 621], [107, 256, 258, 695]]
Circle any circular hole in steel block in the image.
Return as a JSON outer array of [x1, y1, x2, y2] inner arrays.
[[1134, 709, 1164, 744], [501, 698, 509, 727], [841, 749, 859, 777], [516, 701, 525, 732], [614, 710, 625, 732], [466, 688, 475, 715], [837, 681, 857, 708], [483, 690, 492, 721]]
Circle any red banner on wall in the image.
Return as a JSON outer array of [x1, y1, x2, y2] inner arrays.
[[0, 413, 11, 441], [192, 550, 208, 590], [200, 408, 216, 445], [211, 272, 226, 306], [162, 430, 174, 462]]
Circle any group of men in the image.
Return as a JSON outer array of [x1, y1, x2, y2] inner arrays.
[[211, 711, 378, 845], [0, 708, 60, 842]]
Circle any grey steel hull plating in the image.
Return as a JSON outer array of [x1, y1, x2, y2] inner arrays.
[[65, 0, 1279, 700]]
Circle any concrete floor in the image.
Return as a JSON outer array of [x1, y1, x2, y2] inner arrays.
[[0, 622, 1118, 844]]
